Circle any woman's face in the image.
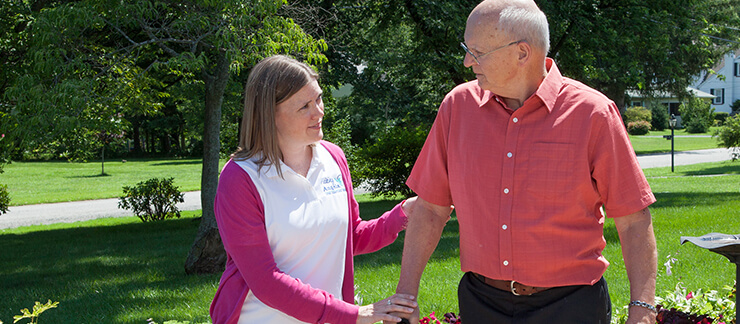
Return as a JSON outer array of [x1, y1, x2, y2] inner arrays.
[[275, 78, 324, 153]]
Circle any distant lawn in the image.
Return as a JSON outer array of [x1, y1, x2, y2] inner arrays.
[[0, 158, 224, 206], [629, 128, 721, 155], [1, 161, 738, 323]]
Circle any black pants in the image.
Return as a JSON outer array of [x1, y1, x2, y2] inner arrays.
[[458, 272, 611, 324]]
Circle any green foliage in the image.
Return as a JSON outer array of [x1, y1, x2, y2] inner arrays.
[[624, 106, 653, 124], [715, 112, 730, 126], [118, 177, 185, 222], [12, 300, 59, 324], [627, 120, 652, 135], [540, 0, 740, 108], [680, 97, 716, 134], [354, 126, 428, 197], [322, 116, 359, 172], [650, 105, 670, 131], [0, 184, 9, 215], [731, 99, 740, 115], [655, 282, 736, 323], [714, 114, 740, 161]]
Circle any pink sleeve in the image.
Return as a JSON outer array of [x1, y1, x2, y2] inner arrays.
[[213, 160, 359, 324]]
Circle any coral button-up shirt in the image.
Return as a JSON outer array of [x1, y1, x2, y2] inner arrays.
[[406, 59, 656, 287]]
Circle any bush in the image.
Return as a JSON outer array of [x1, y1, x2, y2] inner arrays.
[[623, 106, 653, 125], [0, 184, 9, 215], [715, 112, 730, 126], [354, 125, 428, 197], [714, 114, 740, 161], [650, 105, 670, 131], [627, 120, 652, 135], [118, 177, 185, 222], [731, 99, 740, 115], [679, 97, 715, 133]]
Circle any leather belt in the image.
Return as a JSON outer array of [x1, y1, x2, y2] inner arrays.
[[473, 273, 552, 296]]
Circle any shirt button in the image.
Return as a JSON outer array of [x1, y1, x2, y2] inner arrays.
[[502, 224, 508, 230], [507, 152, 513, 158], [503, 260, 509, 266], [512, 117, 519, 123], [503, 188, 510, 194]]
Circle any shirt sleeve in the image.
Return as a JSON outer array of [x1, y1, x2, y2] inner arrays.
[[406, 96, 454, 206], [214, 161, 359, 324], [588, 102, 656, 217]]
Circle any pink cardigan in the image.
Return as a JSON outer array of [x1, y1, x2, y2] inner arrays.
[[210, 141, 408, 324]]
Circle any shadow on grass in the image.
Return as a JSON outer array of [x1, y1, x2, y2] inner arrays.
[[682, 165, 740, 176], [651, 191, 740, 209], [68, 172, 113, 178], [0, 217, 218, 323], [152, 160, 202, 166]]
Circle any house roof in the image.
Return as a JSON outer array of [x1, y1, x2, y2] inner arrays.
[[626, 87, 715, 100]]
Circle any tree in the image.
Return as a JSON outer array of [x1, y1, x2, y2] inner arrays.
[[5, 0, 327, 273], [540, 0, 740, 109], [713, 114, 740, 160], [680, 97, 716, 133]]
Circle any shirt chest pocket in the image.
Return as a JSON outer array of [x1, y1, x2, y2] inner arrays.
[[524, 142, 577, 201]]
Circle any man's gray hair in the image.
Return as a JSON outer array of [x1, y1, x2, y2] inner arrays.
[[498, 5, 550, 55]]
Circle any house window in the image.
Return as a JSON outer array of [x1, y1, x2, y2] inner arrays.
[[735, 62, 740, 77], [710, 88, 725, 105], [632, 101, 643, 107]]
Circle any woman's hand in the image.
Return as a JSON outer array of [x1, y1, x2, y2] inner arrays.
[[356, 293, 417, 324]]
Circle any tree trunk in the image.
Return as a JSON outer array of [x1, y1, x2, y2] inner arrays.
[[185, 51, 230, 274]]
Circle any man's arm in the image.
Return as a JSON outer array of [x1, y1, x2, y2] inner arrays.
[[613, 207, 657, 324], [388, 197, 453, 324]]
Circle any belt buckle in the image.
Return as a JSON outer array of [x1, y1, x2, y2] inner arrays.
[[510, 281, 521, 296]]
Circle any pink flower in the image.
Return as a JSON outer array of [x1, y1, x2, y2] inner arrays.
[[686, 291, 694, 300]]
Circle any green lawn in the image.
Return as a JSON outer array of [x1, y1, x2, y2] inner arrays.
[[0, 158, 221, 206], [1, 161, 738, 323], [629, 128, 722, 155]]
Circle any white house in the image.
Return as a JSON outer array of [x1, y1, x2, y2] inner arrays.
[[626, 87, 715, 118], [691, 49, 740, 114]]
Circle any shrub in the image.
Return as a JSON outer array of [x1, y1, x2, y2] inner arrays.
[[627, 120, 652, 135], [714, 114, 740, 161], [679, 97, 715, 133], [0, 184, 10, 215], [715, 112, 731, 126], [624, 106, 653, 125], [650, 105, 670, 131], [118, 177, 185, 222], [731, 99, 740, 115], [354, 125, 428, 197]]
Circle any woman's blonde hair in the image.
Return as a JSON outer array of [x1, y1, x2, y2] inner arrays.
[[232, 55, 319, 177]]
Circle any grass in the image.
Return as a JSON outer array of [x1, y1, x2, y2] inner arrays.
[[1, 161, 738, 323], [0, 158, 224, 206], [629, 128, 721, 155]]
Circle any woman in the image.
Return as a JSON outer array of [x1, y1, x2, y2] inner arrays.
[[210, 55, 417, 324]]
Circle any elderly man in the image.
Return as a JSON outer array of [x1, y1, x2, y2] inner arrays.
[[391, 0, 658, 323]]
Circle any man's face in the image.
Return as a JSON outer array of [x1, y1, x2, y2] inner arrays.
[[463, 15, 518, 94]]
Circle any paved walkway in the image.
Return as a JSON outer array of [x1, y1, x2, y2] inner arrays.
[[0, 148, 735, 230]]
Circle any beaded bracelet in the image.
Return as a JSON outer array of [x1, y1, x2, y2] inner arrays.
[[629, 300, 657, 313]]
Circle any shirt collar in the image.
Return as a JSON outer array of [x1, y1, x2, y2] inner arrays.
[[533, 58, 563, 113], [478, 57, 564, 113], [261, 144, 323, 179]]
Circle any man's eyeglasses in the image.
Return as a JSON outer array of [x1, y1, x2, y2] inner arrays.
[[460, 40, 525, 65]]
